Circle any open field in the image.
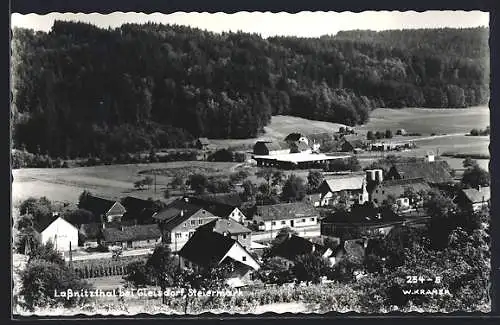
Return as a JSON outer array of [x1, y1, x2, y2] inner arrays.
[[357, 106, 489, 135], [12, 161, 239, 207]]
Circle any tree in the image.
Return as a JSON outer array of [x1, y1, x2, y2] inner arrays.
[[170, 175, 185, 190], [62, 208, 95, 226], [134, 179, 145, 190], [241, 180, 256, 202], [281, 174, 306, 202], [461, 164, 490, 189], [258, 256, 294, 285], [256, 167, 274, 191], [19, 197, 53, 226], [123, 261, 152, 288], [188, 173, 209, 194], [20, 259, 92, 311], [163, 189, 171, 199], [366, 131, 375, 141], [143, 176, 154, 189], [346, 156, 361, 171], [16, 213, 34, 231], [16, 226, 40, 255], [423, 189, 458, 249], [271, 170, 285, 188], [462, 157, 479, 168], [29, 241, 66, 265], [146, 244, 181, 304], [385, 129, 393, 139], [307, 170, 324, 193], [292, 253, 330, 284], [77, 190, 93, 210]]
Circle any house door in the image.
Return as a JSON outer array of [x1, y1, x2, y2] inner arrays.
[[290, 220, 295, 227], [127, 241, 133, 249]]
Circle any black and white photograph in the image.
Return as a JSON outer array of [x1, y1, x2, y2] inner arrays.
[[10, 10, 491, 316]]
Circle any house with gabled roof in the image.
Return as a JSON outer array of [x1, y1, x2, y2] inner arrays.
[[179, 230, 260, 287], [370, 178, 431, 209], [196, 218, 252, 249], [455, 186, 491, 212], [34, 215, 79, 252], [186, 193, 246, 223], [318, 175, 369, 207], [152, 197, 219, 251], [121, 196, 160, 225], [253, 140, 290, 156], [252, 202, 319, 231], [386, 160, 454, 185], [81, 195, 127, 223], [101, 224, 162, 249], [269, 233, 335, 266], [195, 137, 211, 150]]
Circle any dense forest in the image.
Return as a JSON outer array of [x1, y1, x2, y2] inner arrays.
[[11, 22, 489, 158]]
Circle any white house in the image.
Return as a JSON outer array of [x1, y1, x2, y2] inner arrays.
[[319, 175, 369, 207], [252, 202, 319, 232], [35, 216, 79, 252]]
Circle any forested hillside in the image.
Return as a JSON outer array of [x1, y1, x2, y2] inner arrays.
[[11, 22, 489, 158]]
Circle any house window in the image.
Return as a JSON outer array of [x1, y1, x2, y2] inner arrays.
[[184, 223, 187, 227], [190, 220, 196, 226], [271, 221, 276, 226], [175, 233, 182, 239], [382, 190, 385, 194], [281, 221, 286, 225], [242, 256, 247, 261], [189, 232, 194, 238], [302, 218, 306, 222], [242, 234, 247, 239], [376, 190, 379, 193], [310, 218, 315, 222], [198, 219, 203, 225]]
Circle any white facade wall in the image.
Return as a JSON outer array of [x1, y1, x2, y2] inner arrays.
[[228, 208, 246, 223], [261, 216, 318, 231], [41, 217, 79, 252], [223, 243, 260, 271]]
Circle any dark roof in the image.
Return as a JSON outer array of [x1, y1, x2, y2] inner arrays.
[[284, 133, 304, 142], [197, 138, 210, 145], [33, 215, 60, 233], [271, 235, 330, 261], [102, 224, 161, 243], [84, 196, 125, 218], [462, 186, 491, 203], [121, 196, 155, 214], [179, 230, 236, 267], [191, 193, 242, 207], [79, 223, 102, 240], [390, 161, 453, 184], [254, 141, 288, 152], [375, 178, 431, 196], [152, 198, 218, 230], [197, 219, 251, 235], [255, 202, 319, 221], [321, 206, 402, 224]]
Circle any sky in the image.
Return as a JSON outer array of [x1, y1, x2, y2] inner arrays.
[[10, 11, 489, 38]]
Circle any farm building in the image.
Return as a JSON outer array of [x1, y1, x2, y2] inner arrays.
[[101, 224, 162, 249], [284, 133, 311, 153], [81, 195, 127, 223], [196, 218, 252, 249], [195, 138, 211, 150], [385, 160, 454, 185], [340, 136, 367, 153], [269, 233, 335, 266], [318, 175, 369, 207], [152, 198, 219, 251], [186, 193, 246, 223], [252, 202, 319, 232], [370, 178, 431, 208], [253, 140, 290, 156], [454, 186, 490, 212], [179, 230, 260, 287], [34, 215, 79, 252], [252, 151, 351, 169], [306, 193, 322, 207]]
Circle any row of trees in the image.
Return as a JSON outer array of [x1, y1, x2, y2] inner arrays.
[[12, 22, 488, 158]]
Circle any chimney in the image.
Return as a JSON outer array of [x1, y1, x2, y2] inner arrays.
[[180, 210, 184, 217], [288, 232, 292, 239], [311, 244, 316, 253], [102, 222, 106, 229], [477, 185, 482, 192], [363, 238, 369, 249]]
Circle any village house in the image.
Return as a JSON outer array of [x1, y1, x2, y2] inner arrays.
[[305, 192, 322, 207], [318, 175, 369, 207], [370, 178, 431, 209], [385, 159, 454, 185], [101, 224, 162, 249], [252, 202, 319, 232], [152, 198, 219, 251], [340, 136, 367, 153], [269, 233, 336, 266], [320, 206, 403, 240], [284, 133, 313, 153], [82, 195, 127, 223], [454, 186, 491, 212], [178, 230, 260, 287], [196, 218, 252, 249], [186, 193, 246, 223], [194, 137, 211, 150], [79, 222, 102, 248], [34, 215, 79, 252]]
